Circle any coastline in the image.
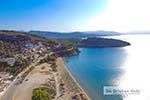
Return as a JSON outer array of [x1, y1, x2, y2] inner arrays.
[[56, 57, 91, 100]]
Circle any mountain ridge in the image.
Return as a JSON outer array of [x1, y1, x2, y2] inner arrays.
[[30, 30, 121, 39]]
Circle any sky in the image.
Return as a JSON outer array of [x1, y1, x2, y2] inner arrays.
[[0, 0, 149, 32]]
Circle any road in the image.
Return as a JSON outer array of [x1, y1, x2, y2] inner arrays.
[[53, 72, 61, 100], [13, 63, 53, 100], [0, 56, 45, 100]]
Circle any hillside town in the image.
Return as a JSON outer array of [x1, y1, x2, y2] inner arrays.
[[0, 31, 89, 100]]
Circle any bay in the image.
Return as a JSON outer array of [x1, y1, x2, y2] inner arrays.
[[65, 34, 150, 100]]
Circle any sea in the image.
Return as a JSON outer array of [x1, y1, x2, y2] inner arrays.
[[65, 34, 150, 100]]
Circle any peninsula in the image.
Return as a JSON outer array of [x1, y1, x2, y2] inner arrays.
[[79, 37, 130, 48], [31, 30, 131, 48]]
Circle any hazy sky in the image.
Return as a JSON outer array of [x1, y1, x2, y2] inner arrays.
[[0, 0, 149, 32]]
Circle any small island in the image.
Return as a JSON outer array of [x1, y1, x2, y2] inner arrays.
[[79, 37, 130, 48]]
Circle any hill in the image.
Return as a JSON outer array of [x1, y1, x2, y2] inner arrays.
[[30, 30, 121, 39], [79, 37, 130, 48]]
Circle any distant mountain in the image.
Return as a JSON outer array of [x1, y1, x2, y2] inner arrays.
[[30, 30, 121, 39], [83, 31, 121, 35], [126, 31, 150, 35]]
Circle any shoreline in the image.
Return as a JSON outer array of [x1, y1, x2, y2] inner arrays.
[[56, 57, 91, 100]]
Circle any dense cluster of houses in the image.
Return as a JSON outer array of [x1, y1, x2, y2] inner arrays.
[[0, 41, 48, 96]]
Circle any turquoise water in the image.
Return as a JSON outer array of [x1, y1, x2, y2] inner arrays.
[[65, 47, 127, 100], [65, 35, 150, 100]]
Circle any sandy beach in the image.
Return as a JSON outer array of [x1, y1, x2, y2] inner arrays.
[[56, 57, 91, 100], [1, 57, 91, 100]]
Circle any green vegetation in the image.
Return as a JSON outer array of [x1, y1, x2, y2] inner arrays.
[[0, 61, 11, 72], [51, 63, 57, 72], [56, 38, 80, 48], [80, 37, 131, 48], [39, 54, 58, 72], [45, 40, 58, 47], [32, 87, 51, 100], [0, 56, 32, 76], [39, 54, 57, 64]]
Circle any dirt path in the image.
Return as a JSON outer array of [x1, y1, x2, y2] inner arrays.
[[12, 63, 53, 100], [53, 72, 61, 100], [0, 56, 44, 100]]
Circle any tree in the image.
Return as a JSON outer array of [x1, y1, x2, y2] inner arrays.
[[32, 88, 51, 100]]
